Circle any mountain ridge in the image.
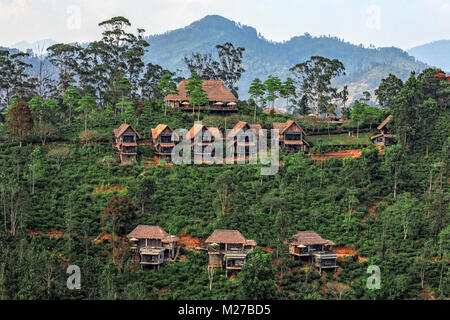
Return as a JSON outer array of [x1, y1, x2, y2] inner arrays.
[[408, 40, 450, 73], [142, 15, 429, 101], [2, 15, 441, 103]]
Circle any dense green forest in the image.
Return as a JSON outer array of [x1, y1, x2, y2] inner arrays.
[[0, 16, 448, 301]]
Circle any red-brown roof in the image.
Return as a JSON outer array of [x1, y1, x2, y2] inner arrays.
[[377, 115, 392, 130], [128, 225, 178, 242], [189, 124, 221, 140], [290, 231, 332, 246], [164, 80, 237, 103], [249, 124, 262, 134], [113, 124, 141, 139], [272, 120, 307, 136], [227, 121, 262, 138], [151, 124, 173, 140], [205, 229, 250, 245]]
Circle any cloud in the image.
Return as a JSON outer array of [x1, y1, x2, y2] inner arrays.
[[0, 0, 31, 19], [0, 0, 449, 49]]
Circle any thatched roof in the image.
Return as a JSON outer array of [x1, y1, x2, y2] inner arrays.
[[189, 124, 221, 139], [272, 120, 307, 136], [164, 80, 237, 103], [205, 229, 256, 245], [113, 124, 141, 139], [290, 231, 333, 246], [128, 225, 179, 242], [377, 115, 392, 130], [227, 121, 262, 138], [151, 124, 173, 140]]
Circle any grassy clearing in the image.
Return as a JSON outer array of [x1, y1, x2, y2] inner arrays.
[[308, 132, 372, 146]]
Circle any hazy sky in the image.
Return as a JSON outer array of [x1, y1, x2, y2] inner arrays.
[[1, 0, 449, 49]]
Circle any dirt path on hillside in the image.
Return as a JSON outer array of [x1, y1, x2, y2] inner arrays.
[[310, 149, 362, 162]]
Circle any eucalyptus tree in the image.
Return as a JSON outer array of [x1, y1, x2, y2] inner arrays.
[[157, 72, 178, 116], [140, 63, 165, 100], [0, 51, 36, 105], [47, 43, 80, 96], [280, 77, 297, 109], [98, 16, 149, 106], [215, 42, 246, 97], [184, 53, 219, 81], [0, 50, 15, 106], [248, 78, 265, 122], [375, 74, 403, 109], [290, 56, 345, 116], [63, 86, 81, 124], [123, 28, 150, 98], [338, 85, 350, 119], [263, 76, 282, 112], [77, 94, 96, 132], [184, 42, 245, 97], [185, 73, 209, 119]]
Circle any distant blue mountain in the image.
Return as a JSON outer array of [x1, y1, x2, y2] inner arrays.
[[9, 39, 57, 54], [408, 40, 450, 73], [143, 15, 429, 100]]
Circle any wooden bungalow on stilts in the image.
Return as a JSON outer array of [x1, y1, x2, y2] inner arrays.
[[128, 225, 179, 270], [289, 231, 337, 274], [205, 230, 257, 277], [113, 124, 140, 165], [151, 124, 177, 161], [273, 120, 310, 153], [370, 115, 396, 147]]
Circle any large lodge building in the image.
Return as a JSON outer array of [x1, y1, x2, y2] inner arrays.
[[164, 80, 238, 114]]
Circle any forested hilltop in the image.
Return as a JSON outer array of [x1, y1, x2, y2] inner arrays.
[[144, 15, 428, 101], [0, 17, 448, 300]]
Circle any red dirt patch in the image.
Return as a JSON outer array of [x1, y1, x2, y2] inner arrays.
[[28, 231, 44, 236], [260, 247, 274, 254], [310, 149, 362, 162], [332, 246, 358, 262], [92, 232, 119, 244], [332, 246, 368, 263], [419, 289, 436, 300], [177, 230, 203, 248], [48, 230, 69, 238], [358, 256, 369, 263], [332, 247, 358, 255]]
